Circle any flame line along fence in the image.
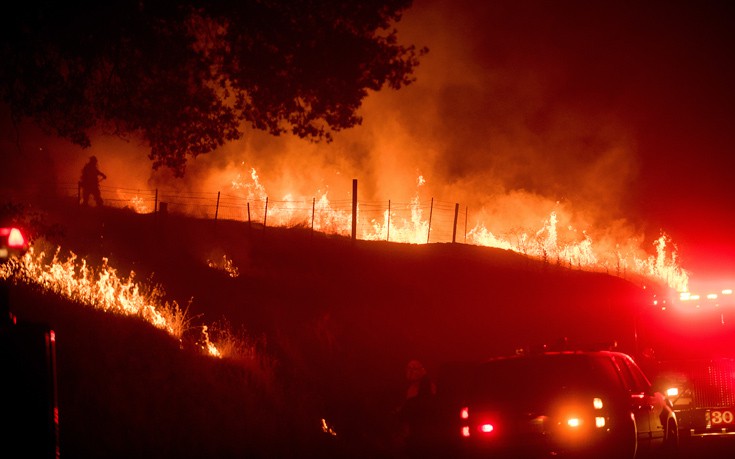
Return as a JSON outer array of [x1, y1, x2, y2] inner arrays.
[[57, 181, 470, 244], [3, 182, 692, 290]]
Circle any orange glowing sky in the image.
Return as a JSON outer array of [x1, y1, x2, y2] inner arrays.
[[2, 0, 734, 291]]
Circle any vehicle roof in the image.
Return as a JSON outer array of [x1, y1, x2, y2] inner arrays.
[[481, 349, 631, 363]]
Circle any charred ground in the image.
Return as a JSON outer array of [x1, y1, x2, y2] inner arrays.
[[4, 198, 653, 458]]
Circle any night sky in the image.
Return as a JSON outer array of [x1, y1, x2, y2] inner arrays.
[[398, 0, 735, 289]]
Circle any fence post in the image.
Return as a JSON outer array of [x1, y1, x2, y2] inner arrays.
[[465, 206, 468, 243], [263, 197, 269, 231], [387, 200, 391, 242], [452, 203, 459, 243], [154, 189, 158, 213], [427, 197, 434, 244], [214, 191, 221, 221], [247, 202, 251, 232], [311, 197, 316, 234], [351, 179, 357, 241]]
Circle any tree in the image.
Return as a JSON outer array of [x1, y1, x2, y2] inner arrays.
[[0, 1, 426, 176]]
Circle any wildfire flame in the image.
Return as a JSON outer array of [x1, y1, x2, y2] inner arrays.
[[128, 195, 150, 214], [321, 418, 337, 436], [112, 165, 688, 292], [227, 169, 690, 291], [0, 242, 255, 359], [207, 254, 240, 278]]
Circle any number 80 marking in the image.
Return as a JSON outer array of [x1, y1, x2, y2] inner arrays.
[[711, 410, 734, 424]]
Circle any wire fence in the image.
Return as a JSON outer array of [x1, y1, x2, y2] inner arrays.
[[1, 180, 691, 290], [49, 181, 470, 244]]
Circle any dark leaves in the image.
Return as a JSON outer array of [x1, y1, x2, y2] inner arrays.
[[0, 0, 425, 176]]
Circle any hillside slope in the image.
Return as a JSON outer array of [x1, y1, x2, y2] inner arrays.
[[4, 199, 653, 457]]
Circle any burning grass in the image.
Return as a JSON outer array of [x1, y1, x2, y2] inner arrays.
[[206, 254, 240, 278], [0, 239, 257, 363], [1, 201, 671, 458], [98, 167, 691, 292]]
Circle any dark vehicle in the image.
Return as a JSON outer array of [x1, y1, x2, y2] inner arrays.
[[0, 225, 28, 263], [1, 265, 59, 458], [0, 318, 60, 458], [2, 222, 57, 457], [456, 350, 678, 458]]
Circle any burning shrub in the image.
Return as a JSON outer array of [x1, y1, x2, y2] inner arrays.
[[1, 240, 215, 351], [206, 254, 240, 278]]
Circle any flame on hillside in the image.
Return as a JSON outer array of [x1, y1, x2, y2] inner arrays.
[[110, 164, 688, 292], [0, 243, 254, 360], [226, 167, 689, 291], [207, 254, 240, 278], [230, 167, 352, 232], [127, 195, 151, 214], [45, 0, 696, 295]]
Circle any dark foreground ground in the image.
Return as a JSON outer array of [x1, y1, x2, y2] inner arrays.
[[4, 198, 707, 458]]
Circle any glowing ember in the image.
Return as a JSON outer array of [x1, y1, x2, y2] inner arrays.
[[200, 325, 221, 358], [128, 195, 150, 214], [207, 255, 240, 278], [321, 418, 337, 436]]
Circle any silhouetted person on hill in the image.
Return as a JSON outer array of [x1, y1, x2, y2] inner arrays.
[[80, 156, 106, 206], [398, 359, 439, 458]]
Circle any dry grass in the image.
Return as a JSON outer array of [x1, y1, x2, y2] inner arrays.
[[2, 199, 656, 458]]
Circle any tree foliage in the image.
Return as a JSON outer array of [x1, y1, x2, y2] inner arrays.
[[1, 1, 425, 176]]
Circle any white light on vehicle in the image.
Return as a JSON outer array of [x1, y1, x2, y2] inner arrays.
[[460, 407, 469, 419], [680, 292, 691, 301], [567, 418, 581, 428], [595, 417, 606, 428], [707, 293, 718, 300], [723, 289, 733, 295], [461, 426, 470, 437], [8, 227, 25, 248], [480, 423, 494, 433], [666, 387, 679, 398], [593, 398, 603, 410]]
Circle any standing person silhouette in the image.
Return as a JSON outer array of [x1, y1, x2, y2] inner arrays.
[[80, 156, 106, 206], [399, 359, 438, 458]]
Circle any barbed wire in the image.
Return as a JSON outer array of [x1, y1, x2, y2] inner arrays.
[[1, 181, 688, 288], [30, 182, 470, 244]]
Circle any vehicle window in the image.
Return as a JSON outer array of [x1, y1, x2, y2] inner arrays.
[[469, 354, 623, 403], [612, 355, 647, 393], [622, 356, 652, 392]]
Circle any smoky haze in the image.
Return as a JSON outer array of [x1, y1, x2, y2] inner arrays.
[[3, 0, 704, 281], [178, 0, 644, 238]]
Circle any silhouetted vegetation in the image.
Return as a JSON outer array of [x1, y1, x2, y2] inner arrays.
[[1, 1, 425, 176]]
